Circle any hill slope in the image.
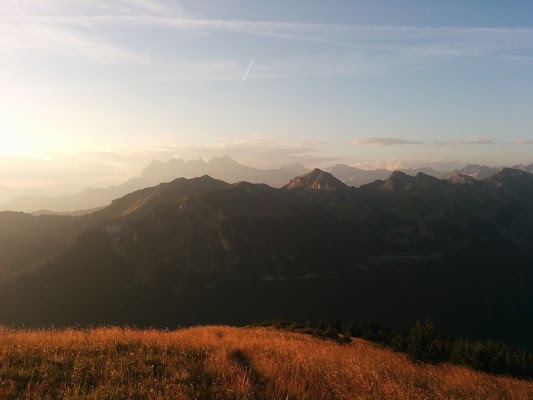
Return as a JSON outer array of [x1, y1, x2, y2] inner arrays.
[[0, 326, 530, 400]]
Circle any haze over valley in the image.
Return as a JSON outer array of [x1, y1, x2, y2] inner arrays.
[[2, 155, 533, 213]]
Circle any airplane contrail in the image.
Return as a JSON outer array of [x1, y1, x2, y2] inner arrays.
[[240, 58, 255, 86]]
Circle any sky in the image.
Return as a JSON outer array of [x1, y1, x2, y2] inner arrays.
[[1, 0, 533, 191]]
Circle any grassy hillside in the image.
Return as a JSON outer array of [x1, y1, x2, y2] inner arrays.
[[0, 326, 531, 399]]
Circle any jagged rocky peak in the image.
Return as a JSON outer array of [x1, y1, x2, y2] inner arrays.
[[382, 171, 414, 190], [454, 164, 497, 180], [140, 158, 187, 180], [283, 169, 347, 191], [141, 159, 165, 174], [208, 155, 240, 166]]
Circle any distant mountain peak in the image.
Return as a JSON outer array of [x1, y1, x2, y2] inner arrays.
[[279, 162, 309, 175], [208, 156, 240, 166], [415, 171, 437, 180], [283, 169, 347, 191], [454, 164, 499, 180], [448, 172, 477, 185]]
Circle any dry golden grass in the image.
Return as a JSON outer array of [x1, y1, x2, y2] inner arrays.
[[0, 325, 531, 399]]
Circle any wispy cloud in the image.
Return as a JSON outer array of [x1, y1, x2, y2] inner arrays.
[[0, 17, 147, 64], [0, 0, 178, 64], [0, 0, 181, 16], [2, 0, 533, 73], [349, 158, 466, 172], [434, 138, 495, 145], [352, 137, 503, 146], [351, 159, 408, 170], [351, 137, 423, 146], [351, 137, 516, 148]]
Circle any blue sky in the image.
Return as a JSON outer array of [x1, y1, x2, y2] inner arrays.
[[1, 1, 533, 190]]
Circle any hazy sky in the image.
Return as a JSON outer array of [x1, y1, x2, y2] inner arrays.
[[1, 0, 533, 191]]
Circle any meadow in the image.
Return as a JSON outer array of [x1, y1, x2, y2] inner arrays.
[[0, 325, 531, 399]]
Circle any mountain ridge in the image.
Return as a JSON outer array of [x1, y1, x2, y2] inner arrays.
[[2, 157, 532, 213], [1, 168, 532, 349]]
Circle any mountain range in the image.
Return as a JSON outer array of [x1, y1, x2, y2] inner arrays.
[[0, 167, 532, 349], [0, 186, 64, 207], [2, 156, 532, 213]]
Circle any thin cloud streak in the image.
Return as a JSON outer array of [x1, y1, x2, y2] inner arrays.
[[0, 20, 147, 64], [7, 14, 533, 49], [352, 137, 504, 146], [434, 138, 495, 145], [352, 137, 423, 146]]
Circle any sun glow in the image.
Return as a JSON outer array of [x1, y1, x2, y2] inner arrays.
[[0, 125, 46, 157], [0, 115, 73, 158]]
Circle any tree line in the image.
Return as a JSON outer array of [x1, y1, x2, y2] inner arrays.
[[255, 319, 533, 379]]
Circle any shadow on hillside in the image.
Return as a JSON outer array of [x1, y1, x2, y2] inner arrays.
[[229, 349, 264, 386]]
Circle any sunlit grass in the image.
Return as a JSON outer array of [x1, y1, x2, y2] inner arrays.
[[0, 326, 531, 399]]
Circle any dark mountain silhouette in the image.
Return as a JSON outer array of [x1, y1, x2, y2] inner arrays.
[[90, 175, 230, 221], [486, 167, 533, 188], [1, 168, 532, 349]]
